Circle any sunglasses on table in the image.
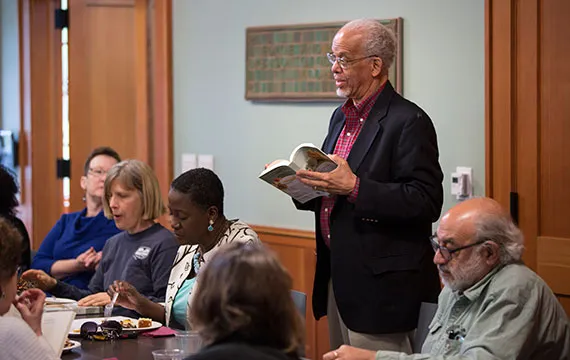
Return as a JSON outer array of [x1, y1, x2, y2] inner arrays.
[[80, 320, 136, 341]]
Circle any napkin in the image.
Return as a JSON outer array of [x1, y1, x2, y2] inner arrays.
[[141, 326, 178, 337]]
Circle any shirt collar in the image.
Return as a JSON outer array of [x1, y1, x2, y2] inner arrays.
[[458, 264, 505, 302], [341, 81, 386, 117]]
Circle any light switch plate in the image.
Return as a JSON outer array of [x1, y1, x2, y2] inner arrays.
[[181, 153, 197, 173], [198, 154, 214, 171]]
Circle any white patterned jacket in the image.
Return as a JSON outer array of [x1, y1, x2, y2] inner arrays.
[[164, 220, 260, 328]]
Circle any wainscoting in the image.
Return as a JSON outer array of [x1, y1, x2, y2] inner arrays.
[[251, 225, 330, 360]]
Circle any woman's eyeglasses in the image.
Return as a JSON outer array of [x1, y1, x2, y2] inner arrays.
[[80, 320, 123, 340]]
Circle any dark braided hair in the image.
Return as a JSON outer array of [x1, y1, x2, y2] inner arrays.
[[171, 168, 224, 216], [0, 165, 19, 218]]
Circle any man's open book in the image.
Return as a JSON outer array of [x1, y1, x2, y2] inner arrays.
[[259, 143, 337, 203]]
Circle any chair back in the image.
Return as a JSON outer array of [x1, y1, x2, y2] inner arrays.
[[290, 290, 306, 317], [290, 290, 307, 357], [412, 302, 438, 353]]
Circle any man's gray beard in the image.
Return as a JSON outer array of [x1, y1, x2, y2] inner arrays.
[[440, 252, 486, 292], [336, 87, 348, 98]]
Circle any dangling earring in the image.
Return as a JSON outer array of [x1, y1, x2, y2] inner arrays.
[[82, 193, 86, 202], [0, 289, 5, 300], [207, 219, 214, 232]]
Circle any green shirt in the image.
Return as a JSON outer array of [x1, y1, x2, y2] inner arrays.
[[376, 263, 569, 360]]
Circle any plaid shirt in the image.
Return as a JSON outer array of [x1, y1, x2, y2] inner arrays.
[[320, 84, 385, 246]]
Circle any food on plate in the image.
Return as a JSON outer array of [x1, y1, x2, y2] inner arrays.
[[137, 318, 152, 328], [64, 339, 74, 348], [71, 329, 80, 333], [17, 278, 36, 294], [120, 319, 136, 328]]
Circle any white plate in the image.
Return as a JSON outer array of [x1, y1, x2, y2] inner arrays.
[[69, 316, 162, 336], [62, 339, 81, 352], [45, 297, 77, 305]]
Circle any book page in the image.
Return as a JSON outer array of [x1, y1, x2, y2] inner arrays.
[[259, 165, 328, 203], [259, 159, 291, 177], [290, 144, 337, 172], [41, 310, 76, 357]]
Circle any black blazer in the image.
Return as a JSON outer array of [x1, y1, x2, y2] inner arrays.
[[296, 82, 443, 334], [184, 342, 302, 360]]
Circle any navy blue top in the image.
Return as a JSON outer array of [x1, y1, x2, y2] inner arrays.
[[32, 208, 120, 289], [51, 223, 179, 317]]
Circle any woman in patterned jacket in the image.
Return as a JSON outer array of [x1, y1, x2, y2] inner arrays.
[[109, 168, 260, 329]]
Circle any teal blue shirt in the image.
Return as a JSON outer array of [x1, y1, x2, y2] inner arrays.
[[172, 277, 196, 328]]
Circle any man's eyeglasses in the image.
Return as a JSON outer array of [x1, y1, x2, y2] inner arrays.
[[326, 53, 378, 69], [88, 168, 107, 178], [430, 235, 487, 261], [80, 320, 123, 341]]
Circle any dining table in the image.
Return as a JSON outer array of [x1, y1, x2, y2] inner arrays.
[[61, 335, 180, 360]]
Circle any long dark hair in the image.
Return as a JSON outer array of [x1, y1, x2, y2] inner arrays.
[[0, 165, 19, 218]]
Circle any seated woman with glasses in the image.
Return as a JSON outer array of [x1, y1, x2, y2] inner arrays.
[[0, 218, 58, 360], [109, 168, 260, 330], [22, 160, 179, 315], [31, 147, 122, 290], [0, 165, 31, 272], [184, 242, 304, 360]]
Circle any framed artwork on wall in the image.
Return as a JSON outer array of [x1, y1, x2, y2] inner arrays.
[[245, 18, 403, 101]]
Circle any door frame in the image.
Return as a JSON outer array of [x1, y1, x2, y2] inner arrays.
[[485, 0, 539, 270]]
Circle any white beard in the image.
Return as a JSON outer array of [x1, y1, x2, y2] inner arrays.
[[439, 252, 487, 292], [336, 87, 349, 98]]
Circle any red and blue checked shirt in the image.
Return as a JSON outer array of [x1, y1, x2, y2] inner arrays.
[[320, 84, 385, 247]]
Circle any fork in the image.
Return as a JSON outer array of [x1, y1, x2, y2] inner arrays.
[[104, 292, 119, 318]]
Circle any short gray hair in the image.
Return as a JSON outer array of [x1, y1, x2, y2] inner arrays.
[[473, 213, 524, 265], [341, 19, 397, 75]]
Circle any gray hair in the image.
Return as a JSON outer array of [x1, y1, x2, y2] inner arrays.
[[473, 212, 524, 265], [341, 19, 396, 76]]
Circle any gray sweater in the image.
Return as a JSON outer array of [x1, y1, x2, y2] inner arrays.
[[51, 223, 179, 316]]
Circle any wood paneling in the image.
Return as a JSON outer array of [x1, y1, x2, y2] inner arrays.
[[558, 296, 570, 317], [18, 0, 63, 249], [539, 0, 570, 239], [252, 225, 330, 360], [537, 237, 570, 295]]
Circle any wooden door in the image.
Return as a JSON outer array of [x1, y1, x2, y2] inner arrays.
[[68, 0, 143, 211], [487, 0, 570, 313], [67, 0, 172, 213]]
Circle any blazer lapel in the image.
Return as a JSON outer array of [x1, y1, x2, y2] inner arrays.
[[347, 81, 396, 172]]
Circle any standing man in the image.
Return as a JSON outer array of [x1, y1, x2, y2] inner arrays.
[[295, 19, 444, 352]]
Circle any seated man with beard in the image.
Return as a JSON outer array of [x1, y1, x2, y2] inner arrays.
[[324, 197, 569, 360]]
